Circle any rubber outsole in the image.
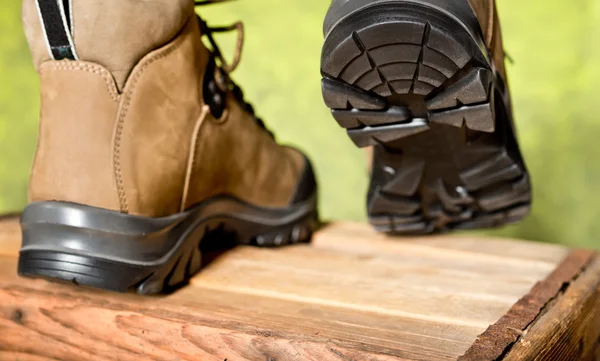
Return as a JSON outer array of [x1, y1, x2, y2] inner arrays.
[[321, 1, 531, 234], [18, 197, 318, 294]]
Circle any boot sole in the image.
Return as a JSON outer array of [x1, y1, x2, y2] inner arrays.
[[321, 0, 531, 234], [18, 196, 318, 294]]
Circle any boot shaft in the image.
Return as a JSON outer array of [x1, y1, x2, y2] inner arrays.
[[28, 15, 210, 216], [24, 0, 306, 217], [23, 0, 209, 215], [22, 0, 193, 89]]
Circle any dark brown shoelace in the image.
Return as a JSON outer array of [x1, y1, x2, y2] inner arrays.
[[195, 0, 271, 135]]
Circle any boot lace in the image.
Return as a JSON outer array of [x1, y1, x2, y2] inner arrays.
[[195, 0, 271, 134]]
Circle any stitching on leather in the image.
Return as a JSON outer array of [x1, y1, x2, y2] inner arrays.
[[113, 19, 191, 214], [180, 105, 210, 212], [40, 62, 120, 102]]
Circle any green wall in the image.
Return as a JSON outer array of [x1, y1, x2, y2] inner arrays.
[[1, 0, 599, 248]]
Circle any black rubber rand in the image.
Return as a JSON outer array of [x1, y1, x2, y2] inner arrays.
[[321, 2, 531, 234]]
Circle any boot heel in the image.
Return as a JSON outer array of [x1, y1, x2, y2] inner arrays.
[[18, 250, 160, 293], [18, 202, 204, 294], [18, 241, 204, 295], [321, 0, 492, 147]]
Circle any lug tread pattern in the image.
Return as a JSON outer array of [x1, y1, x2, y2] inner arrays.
[[142, 215, 318, 292], [332, 106, 411, 128], [347, 118, 430, 147], [322, 77, 386, 110], [321, 5, 531, 234], [322, 19, 497, 146], [367, 150, 530, 234], [18, 212, 319, 294]]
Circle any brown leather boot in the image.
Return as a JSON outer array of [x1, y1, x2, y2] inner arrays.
[[18, 0, 318, 294], [321, 0, 530, 234]]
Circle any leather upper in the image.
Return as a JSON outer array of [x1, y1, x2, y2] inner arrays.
[[31, 61, 122, 211], [25, 2, 313, 217], [468, 0, 507, 79], [22, 0, 192, 90]]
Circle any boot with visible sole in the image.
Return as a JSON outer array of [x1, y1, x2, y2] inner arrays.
[[18, 0, 318, 294], [321, 0, 531, 234]]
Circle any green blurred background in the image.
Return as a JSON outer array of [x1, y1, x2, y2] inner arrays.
[[1, 0, 599, 248]]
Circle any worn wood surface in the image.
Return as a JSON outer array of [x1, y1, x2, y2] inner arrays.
[[502, 255, 600, 361], [0, 217, 595, 361], [459, 250, 597, 361]]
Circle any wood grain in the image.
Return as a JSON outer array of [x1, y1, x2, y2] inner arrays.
[[502, 255, 600, 361], [459, 250, 596, 361], [0, 218, 581, 361]]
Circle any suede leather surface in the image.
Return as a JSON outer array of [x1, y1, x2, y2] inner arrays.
[[183, 93, 305, 211], [29, 61, 121, 211], [22, 0, 192, 89], [28, 14, 307, 217], [468, 0, 506, 79], [115, 18, 206, 216]]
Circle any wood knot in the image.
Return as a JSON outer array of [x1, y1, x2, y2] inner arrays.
[[12, 309, 24, 324]]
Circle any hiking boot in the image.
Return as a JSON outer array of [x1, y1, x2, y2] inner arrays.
[[18, 0, 318, 294], [320, 0, 531, 234]]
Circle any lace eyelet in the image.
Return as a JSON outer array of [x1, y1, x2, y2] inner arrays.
[[196, 10, 271, 135], [213, 108, 229, 124], [203, 59, 227, 119]]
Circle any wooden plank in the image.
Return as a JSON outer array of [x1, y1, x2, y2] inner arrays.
[[313, 223, 569, 280], [0, 215, 20, 257], [0, 218, 574, 360], [192, 246, 546, 328], [0, 255, 475, 361], [501, 255, 600, 361], [459, 250, 597, 360], [315, 223, 570, 263]]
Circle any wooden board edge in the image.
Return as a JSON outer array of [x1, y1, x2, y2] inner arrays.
[[501, 253, 600, 361], [458, 249, 598, 361]]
